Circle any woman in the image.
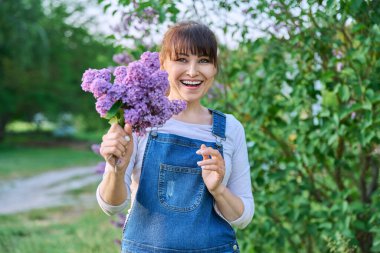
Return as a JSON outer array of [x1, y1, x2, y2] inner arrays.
[[97, 21, 254, 253]]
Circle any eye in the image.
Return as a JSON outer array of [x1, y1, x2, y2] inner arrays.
[[199, 58, 210, 63], [175, 58, 187, 63]]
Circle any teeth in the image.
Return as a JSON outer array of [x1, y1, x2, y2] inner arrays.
[[181, 80, 202, 86]]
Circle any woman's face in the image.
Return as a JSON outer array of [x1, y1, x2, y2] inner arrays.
[[162, 53, 217, 103]]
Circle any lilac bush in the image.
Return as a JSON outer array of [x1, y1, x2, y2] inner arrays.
[[81, 52, 186, 135]]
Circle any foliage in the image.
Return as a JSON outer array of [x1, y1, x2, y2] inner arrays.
[[102, 0, 380, 252], [0, 0, 116, 141]]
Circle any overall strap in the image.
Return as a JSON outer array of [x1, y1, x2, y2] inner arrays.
[[208, 109, 226, 149]]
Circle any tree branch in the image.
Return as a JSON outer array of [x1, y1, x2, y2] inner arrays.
[[366, 159, 379, 200], [334, 137, 345, 191], [359, 153, 371, 204], [260, 125, 294, 157]]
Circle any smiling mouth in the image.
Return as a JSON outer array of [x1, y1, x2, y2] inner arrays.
[[180, 80, 203, 87]]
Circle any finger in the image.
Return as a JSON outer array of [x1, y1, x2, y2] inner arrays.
[[197, 159, 217, 166], [120, 136, 130, 147], [102, 132, 120, 142], [196, 144, 211, 160], [106, 155, 117, 167], [109, 123, 120, 133], [123, 124, 132, 145], [103, 133, 129, 147], [108, 124, 127, 141], [102, 140, 126, 153], [200, 165, 220, 171], [101, 146, 124, 159], [201, 144, 210, 160], [124, 124, 133, 136], [198, 147, 220, 158]]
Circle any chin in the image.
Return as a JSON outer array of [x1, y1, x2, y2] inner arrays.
[[179, 93, 203, 102]]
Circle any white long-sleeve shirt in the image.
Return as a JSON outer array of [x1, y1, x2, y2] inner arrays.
[[97, 114, 254, 229]]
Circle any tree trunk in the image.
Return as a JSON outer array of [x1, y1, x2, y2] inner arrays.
[[356, 229, 373, 253], [0, 115, 9, 142]]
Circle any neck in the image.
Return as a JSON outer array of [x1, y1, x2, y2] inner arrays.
[[169, 99, 211, 124]]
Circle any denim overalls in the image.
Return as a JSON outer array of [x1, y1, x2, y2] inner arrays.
[[121, 110, 240, 253]]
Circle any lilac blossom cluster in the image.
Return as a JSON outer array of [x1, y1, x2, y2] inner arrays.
[[81, 52, 186, 134]]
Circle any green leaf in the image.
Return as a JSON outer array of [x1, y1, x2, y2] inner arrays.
[[103, 3, 111, 13], [105, 100, 123, 119], [137, 1, 152, 10], [350, 0, 363, 15], [109, 116, 118, 125], [338, 85, 350, 102], [338, 102, 371, 120], [322, 90, 339, 108]]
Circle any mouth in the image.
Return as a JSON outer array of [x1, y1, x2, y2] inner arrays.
[[180, 80, 203, 88]]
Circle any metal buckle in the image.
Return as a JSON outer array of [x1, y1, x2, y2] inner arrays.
[[214, 135, 226, 148]]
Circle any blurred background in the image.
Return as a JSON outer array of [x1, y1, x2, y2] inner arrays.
[[0, 0, 379, 252]]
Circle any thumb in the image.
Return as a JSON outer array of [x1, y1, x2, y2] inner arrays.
[[124, 123, 133, 143], [109, 123, 119, 132], [200, 144, 210, 160], [124, 123, 132, 136], [110, 123, 118, 130]]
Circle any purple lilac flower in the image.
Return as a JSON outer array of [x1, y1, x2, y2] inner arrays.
[[143, 7, 158, 17], [140, 52, 160, 74], [95, 161, 106, 174], [81, 69, 97, 92], [95, 95, 114, 117], [149, 70, 169, 92], [113, 53, 132, 65], [98, 68, 112, 82], [81, 51, 186, 135], [124, 109, 140, 125], [114, 66, 128, 84], [91, 78, 112, 98], [108, 83, 127, 102], [124, 61, 150, 83], [170, 100, 187, 114], [91, 144, 101, 155], [81, 68, 111, 92]]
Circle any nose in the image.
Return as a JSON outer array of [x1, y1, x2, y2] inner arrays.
[[187, 62, 199, 77]]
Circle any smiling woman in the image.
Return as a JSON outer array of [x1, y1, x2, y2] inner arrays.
[[160, 22, 218, 110], [96, 21, 254, 253], [164, 52, 217, 107]]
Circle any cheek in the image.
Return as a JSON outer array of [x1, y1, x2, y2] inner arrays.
[[205, 67, 217, 79]]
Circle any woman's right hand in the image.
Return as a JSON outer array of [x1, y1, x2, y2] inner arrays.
[[100, 123, 134, 173]]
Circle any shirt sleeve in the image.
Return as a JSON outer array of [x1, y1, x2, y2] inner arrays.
[[96, 133, 138, 216], [217, 118, 254, 229]]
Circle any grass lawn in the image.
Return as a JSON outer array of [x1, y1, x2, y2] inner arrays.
[[0, 131, 103, 179], [0, 146, 102, 179], [0, 130, 124, 253], [0, 206, 122, 253]]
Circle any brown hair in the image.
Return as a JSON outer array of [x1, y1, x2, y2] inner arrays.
[[159, 21, 218, 68]]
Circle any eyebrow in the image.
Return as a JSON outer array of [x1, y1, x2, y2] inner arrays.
[[176, 53, 209, 57]]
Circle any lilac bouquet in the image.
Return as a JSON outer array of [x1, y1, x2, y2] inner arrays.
[[81, 52, 186, 134]]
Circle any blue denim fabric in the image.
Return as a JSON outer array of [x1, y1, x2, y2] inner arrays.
[[121, 110, 240, 253]]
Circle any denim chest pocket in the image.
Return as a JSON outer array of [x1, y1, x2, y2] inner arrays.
[[158, 163, 205, 212]]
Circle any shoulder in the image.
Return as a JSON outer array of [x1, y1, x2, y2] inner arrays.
[[222, 113, 246, 148], [225, 113, 245, 134]]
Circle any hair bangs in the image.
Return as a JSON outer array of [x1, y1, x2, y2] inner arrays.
[[170, 30, 216, 63], [160, 22, 218, 67]]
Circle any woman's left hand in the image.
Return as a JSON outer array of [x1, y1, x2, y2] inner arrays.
[[197, 144, 225, 196]]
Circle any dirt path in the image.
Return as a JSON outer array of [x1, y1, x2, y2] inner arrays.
[[0, 166, 101, 214]]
